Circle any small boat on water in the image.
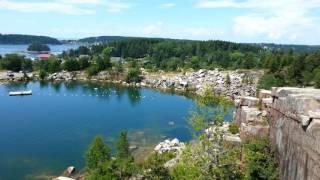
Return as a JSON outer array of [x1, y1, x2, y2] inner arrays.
[[9, 90, 32, 96]]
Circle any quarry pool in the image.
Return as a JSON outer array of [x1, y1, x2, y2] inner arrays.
[[0, 81, 232, 179]]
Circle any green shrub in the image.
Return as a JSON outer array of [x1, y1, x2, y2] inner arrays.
[[258, 73, 282, 90], [39, 69, 48, 80], [126, 68, 142, 83], [243, 137, 279, 180], [142, 152, 174, 179], [63, 59, 80, 71], [87, 64, 99, 76], [314, 71, 320, 88], [0, 54, 32, 72], [229, 123, 240, 134]]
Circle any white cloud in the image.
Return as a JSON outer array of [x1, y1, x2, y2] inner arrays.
[[184, 27, 224, 39], [196, 0, 320, 10], [105, 1, 130, 13], [161, 3, 176, 8], [195, 0, 320, 43], [0, 0, 131, 15], [0, 0, 94, 15], [142, 22, 164, 36], [57, 0, 101, 5]]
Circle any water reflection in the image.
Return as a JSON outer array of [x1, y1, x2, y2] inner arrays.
[[36, 81, 144, 105], [127, 87, 141, 106], [4, 81, 28, 92], [39, 81, 49, 89], [51, 82, 62, 93]]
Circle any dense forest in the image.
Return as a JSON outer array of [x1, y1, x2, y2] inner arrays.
[[0, 34, 61, 44]]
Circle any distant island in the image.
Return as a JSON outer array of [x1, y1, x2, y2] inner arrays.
[[77, 36, 178, 44], [0, 34, 61, 44], [78, 36, 134, 44], [27, 42, 50, 52]]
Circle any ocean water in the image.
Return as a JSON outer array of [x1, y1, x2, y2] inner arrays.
[[0, 44, 79, 58]]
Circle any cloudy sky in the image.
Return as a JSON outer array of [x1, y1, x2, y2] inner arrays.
[[0, 0, 319, 44]]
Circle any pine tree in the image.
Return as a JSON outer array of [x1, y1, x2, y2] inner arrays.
[[116, 131, 130, 159], [85, 136, 111, 170]]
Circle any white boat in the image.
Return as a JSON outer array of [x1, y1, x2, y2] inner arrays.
[[9, 90, 32, 96]]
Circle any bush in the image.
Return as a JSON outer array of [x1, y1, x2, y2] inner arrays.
[[63, 59, 80, 71], [243, 137, 279, 180], [79, 57, 90, 70], [39, 69, 48, 80], [314, 71, 320, 88], [126, 68, 142, 83], [0, 54, 32, 72], [258, 73, 282, 90], [229, 123, 240, 134], [33, 57, 61, 73], [87, 64, 99, 76], [143, 153, 174, 180]]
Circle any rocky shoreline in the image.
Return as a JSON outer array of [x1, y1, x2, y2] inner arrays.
[[0, 69, 262, 99]]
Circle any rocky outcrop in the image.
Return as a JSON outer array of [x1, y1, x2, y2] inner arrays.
[[234, 96, 270, 139], [62, 166, 75, 177], [47, 71, 76, 81], [154, 138, 185, 154], [52, 177, 75, 180], [142, 69, 261, 98], [0, 71, 33, 81], [234, 87, 320, 180], [154, 138, 185, 168], [205, 122, 241, 143], [268, 87, 320, 180]]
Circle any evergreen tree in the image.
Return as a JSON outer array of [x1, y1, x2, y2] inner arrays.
[[85, 136, 111, 170], [116, 131, 130, 159]]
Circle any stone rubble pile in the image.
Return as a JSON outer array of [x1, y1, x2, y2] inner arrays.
[[142, 69, 260, 98], [205, 122, 241, 143], [154, 138, 185, 154], [0, 71, 33, 81], [153, 138, 186, 168], [47, 71, 75, 81]]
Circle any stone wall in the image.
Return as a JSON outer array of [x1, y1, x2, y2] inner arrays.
[[234, 87, 320, 180]]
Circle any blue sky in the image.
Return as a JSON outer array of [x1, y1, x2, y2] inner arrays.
[[0, 0, 320, 45]]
